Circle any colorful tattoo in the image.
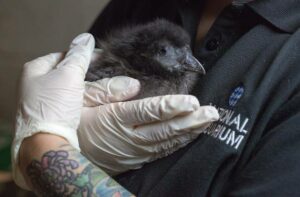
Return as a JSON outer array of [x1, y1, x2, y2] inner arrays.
[[26, 146, 133, 197]]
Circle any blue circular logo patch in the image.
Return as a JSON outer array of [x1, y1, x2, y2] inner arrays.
[[229, 85, 245, 107]]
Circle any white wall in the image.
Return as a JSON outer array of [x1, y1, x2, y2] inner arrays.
[[0, 0, 110, 125]]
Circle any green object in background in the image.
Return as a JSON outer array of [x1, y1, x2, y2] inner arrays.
[[0, 121, 13, 172]]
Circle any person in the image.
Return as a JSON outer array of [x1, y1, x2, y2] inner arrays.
[[12, 33, 219, 196], [13, 0, 300, 195], [87, 0, 300, 196]]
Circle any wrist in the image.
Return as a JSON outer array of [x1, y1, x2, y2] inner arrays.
[[12, 125, 80, 190], [17, 134, 133, 196], [19, 134, 68, 175]]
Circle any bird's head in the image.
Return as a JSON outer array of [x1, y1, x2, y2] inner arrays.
[[102, 19, 205, 77], [145, 39, 205, 75]]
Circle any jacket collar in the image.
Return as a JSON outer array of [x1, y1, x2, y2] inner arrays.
[[180, 0, 300, 33], [247, 0, 300, 33]]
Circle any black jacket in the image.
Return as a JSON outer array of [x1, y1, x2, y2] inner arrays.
[[89, 0, 300, 196]]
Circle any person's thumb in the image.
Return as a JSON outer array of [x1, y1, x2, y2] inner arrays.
[[57, 33, 95, 80]]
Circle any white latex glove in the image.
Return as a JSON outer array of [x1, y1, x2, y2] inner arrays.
[[78, 77, 219, 175], [12, 33, 95, 189]]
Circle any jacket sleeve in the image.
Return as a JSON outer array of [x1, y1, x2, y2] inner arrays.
[[227, 91, 300, 196], [89, 0, 181, 41]]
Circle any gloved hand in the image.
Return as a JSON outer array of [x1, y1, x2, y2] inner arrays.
[[78, 77, 219, 175], [12, 33, 95, 189]]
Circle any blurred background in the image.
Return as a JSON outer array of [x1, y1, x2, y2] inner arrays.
[[0, 0, 110, 195]]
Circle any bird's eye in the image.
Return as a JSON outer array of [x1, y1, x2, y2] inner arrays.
[[158, 47, 167, 56]]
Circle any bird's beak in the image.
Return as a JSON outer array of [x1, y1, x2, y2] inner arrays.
[[181, 52, 206, 74]]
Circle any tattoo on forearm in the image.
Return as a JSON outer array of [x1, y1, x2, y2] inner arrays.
[[26, 146, 133, 197]]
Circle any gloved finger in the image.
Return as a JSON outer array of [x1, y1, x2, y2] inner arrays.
[[57, 33, 95, 79], [112, 95, 201, 125], [132, 106, 219, 144], [113, 132, 200, 172], [83, 76, 141, 107], [147, 131, 200, 161], [23, 53, 64, 78]]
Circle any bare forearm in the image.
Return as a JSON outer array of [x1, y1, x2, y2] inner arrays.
[[19, 133, 134, 197]]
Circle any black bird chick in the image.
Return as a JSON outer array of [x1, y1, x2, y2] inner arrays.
[[86, 19, 205, 99]]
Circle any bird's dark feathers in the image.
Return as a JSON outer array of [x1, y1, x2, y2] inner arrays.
[[86, 19, 203, 99], [96, 19, 191, 75], [103, 19, 190, 55]]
